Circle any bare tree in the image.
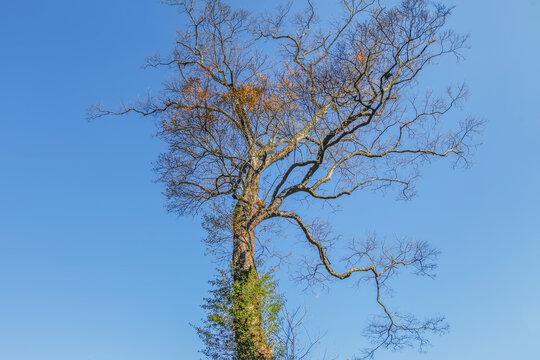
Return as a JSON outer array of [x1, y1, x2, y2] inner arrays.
[[278, 306, 323, 360], [92, 0, 480, 358]]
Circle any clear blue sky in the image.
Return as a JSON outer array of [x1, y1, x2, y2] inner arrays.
[[1, 1, 539, 359]]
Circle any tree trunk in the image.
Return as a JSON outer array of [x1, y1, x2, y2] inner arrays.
[[231, 186, 273, 360]]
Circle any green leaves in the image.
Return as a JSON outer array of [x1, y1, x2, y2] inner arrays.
[[195, 267, 284, 360]]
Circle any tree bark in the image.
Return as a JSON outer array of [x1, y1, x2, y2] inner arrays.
[[231, 183, 273, 360]]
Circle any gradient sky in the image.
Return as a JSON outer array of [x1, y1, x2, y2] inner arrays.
[[1, 1, 539, 359]]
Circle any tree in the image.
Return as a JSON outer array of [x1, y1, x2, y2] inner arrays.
[[92, 0, 480, 358]]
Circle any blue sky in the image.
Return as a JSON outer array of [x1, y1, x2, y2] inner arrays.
[[0, 1, 539, 359]]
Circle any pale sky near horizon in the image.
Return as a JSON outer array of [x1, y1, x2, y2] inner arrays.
[[1, 1, 539, 359]]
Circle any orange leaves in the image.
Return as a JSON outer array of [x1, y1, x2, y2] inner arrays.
[[287, 68, 299, 76], [204, 64, 216, 79], [181, 76, 208, 101], [256, 70, 267, 81], [281, 67, 300, 90], [220, 72, 287, 113], [197, 87, 210, 101], [262, 95, 282, 112], [355, 49, 366, 62], [226, 84, 283, 113], [164, 67, 295, 130], [170, 77, 213, 118], [222, 83, 266, 111]]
